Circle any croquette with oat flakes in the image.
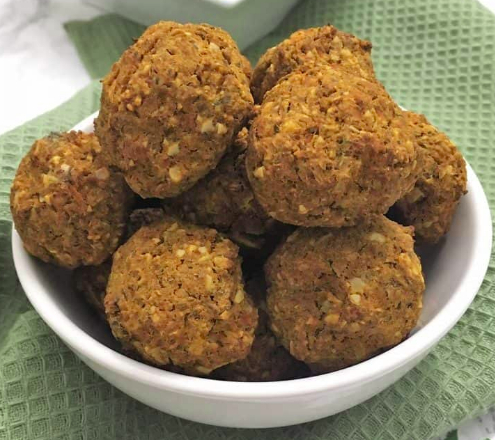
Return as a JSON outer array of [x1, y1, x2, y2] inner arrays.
[[73, 207, 166, 317], [394, 112, 467, 243], [95, 21, 254, 198], [246, 66, 420, 227], [213, 275, 307, 381], [105, 216, 258, 375], [126, 207, 166, 238], [10, 131, 134, 268], [265, 216, 425, 373], [164, 127, 277, 250], [251, 25, 375, 103], [73, 260, 112, 320]]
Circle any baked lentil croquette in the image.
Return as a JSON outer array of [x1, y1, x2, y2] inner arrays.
[[265, 216, 425, 373], [394, 112, 467, 243], [126, 207, 165, 238], [105, 217, 258, 375], [246, 66, 420, 227], [73, 260, 112, 319], [164, 127, 276, 250], [73, 208, 165, 317], [95, 21, 254, 198], [213, 275, 307, 381], [11, 132, 133, 268], [251, 26, 375, 103]]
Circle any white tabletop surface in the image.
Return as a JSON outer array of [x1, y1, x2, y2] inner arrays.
[[1, 0, 495, 438], [0, 0, 102, 134]]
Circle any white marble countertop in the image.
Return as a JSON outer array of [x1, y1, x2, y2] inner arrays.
[[1, 0, 495, 438], [0, 0, 102, 134]]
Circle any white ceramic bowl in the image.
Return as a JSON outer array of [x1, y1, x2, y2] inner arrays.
[[82, 0, 300, 50], [12, 113, 492, 428]]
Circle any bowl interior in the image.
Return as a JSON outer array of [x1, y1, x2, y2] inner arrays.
[[11, 112, 492, 397]]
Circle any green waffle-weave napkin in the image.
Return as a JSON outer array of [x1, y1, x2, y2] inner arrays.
[[1, 0, 495, 438]]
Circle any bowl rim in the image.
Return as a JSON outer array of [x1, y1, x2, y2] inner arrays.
[[202, 0, 246, 8], [12, 113, 492, 400]]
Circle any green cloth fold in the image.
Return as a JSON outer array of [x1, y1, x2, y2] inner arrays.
[[2, 0, 495, 438], [64, 15, 145, 79]]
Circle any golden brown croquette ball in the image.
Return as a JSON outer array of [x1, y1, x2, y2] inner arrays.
[[11, 132, 134, 268], [126, 207, 166, 238], [394, 112, 467, 243], [265, 216, 425, 373], [73, 260, 112, 319], [73, 207, 166, 317], [213, 275, 307, 381], [95, 21, 254, 198], [163, 127, 277, 250], [105, 216, 258, 375], [246, 66, 420, 227], [251, 26, 375, 103]]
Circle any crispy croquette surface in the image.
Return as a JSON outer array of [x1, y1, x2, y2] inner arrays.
[[265, 216, 425, 373], [95, 22, 253, 198], [11, 131, 133, 268]]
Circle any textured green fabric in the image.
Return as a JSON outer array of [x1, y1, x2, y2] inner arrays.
[[2, 0, 495, 438], [64, 15, 145, 79]]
